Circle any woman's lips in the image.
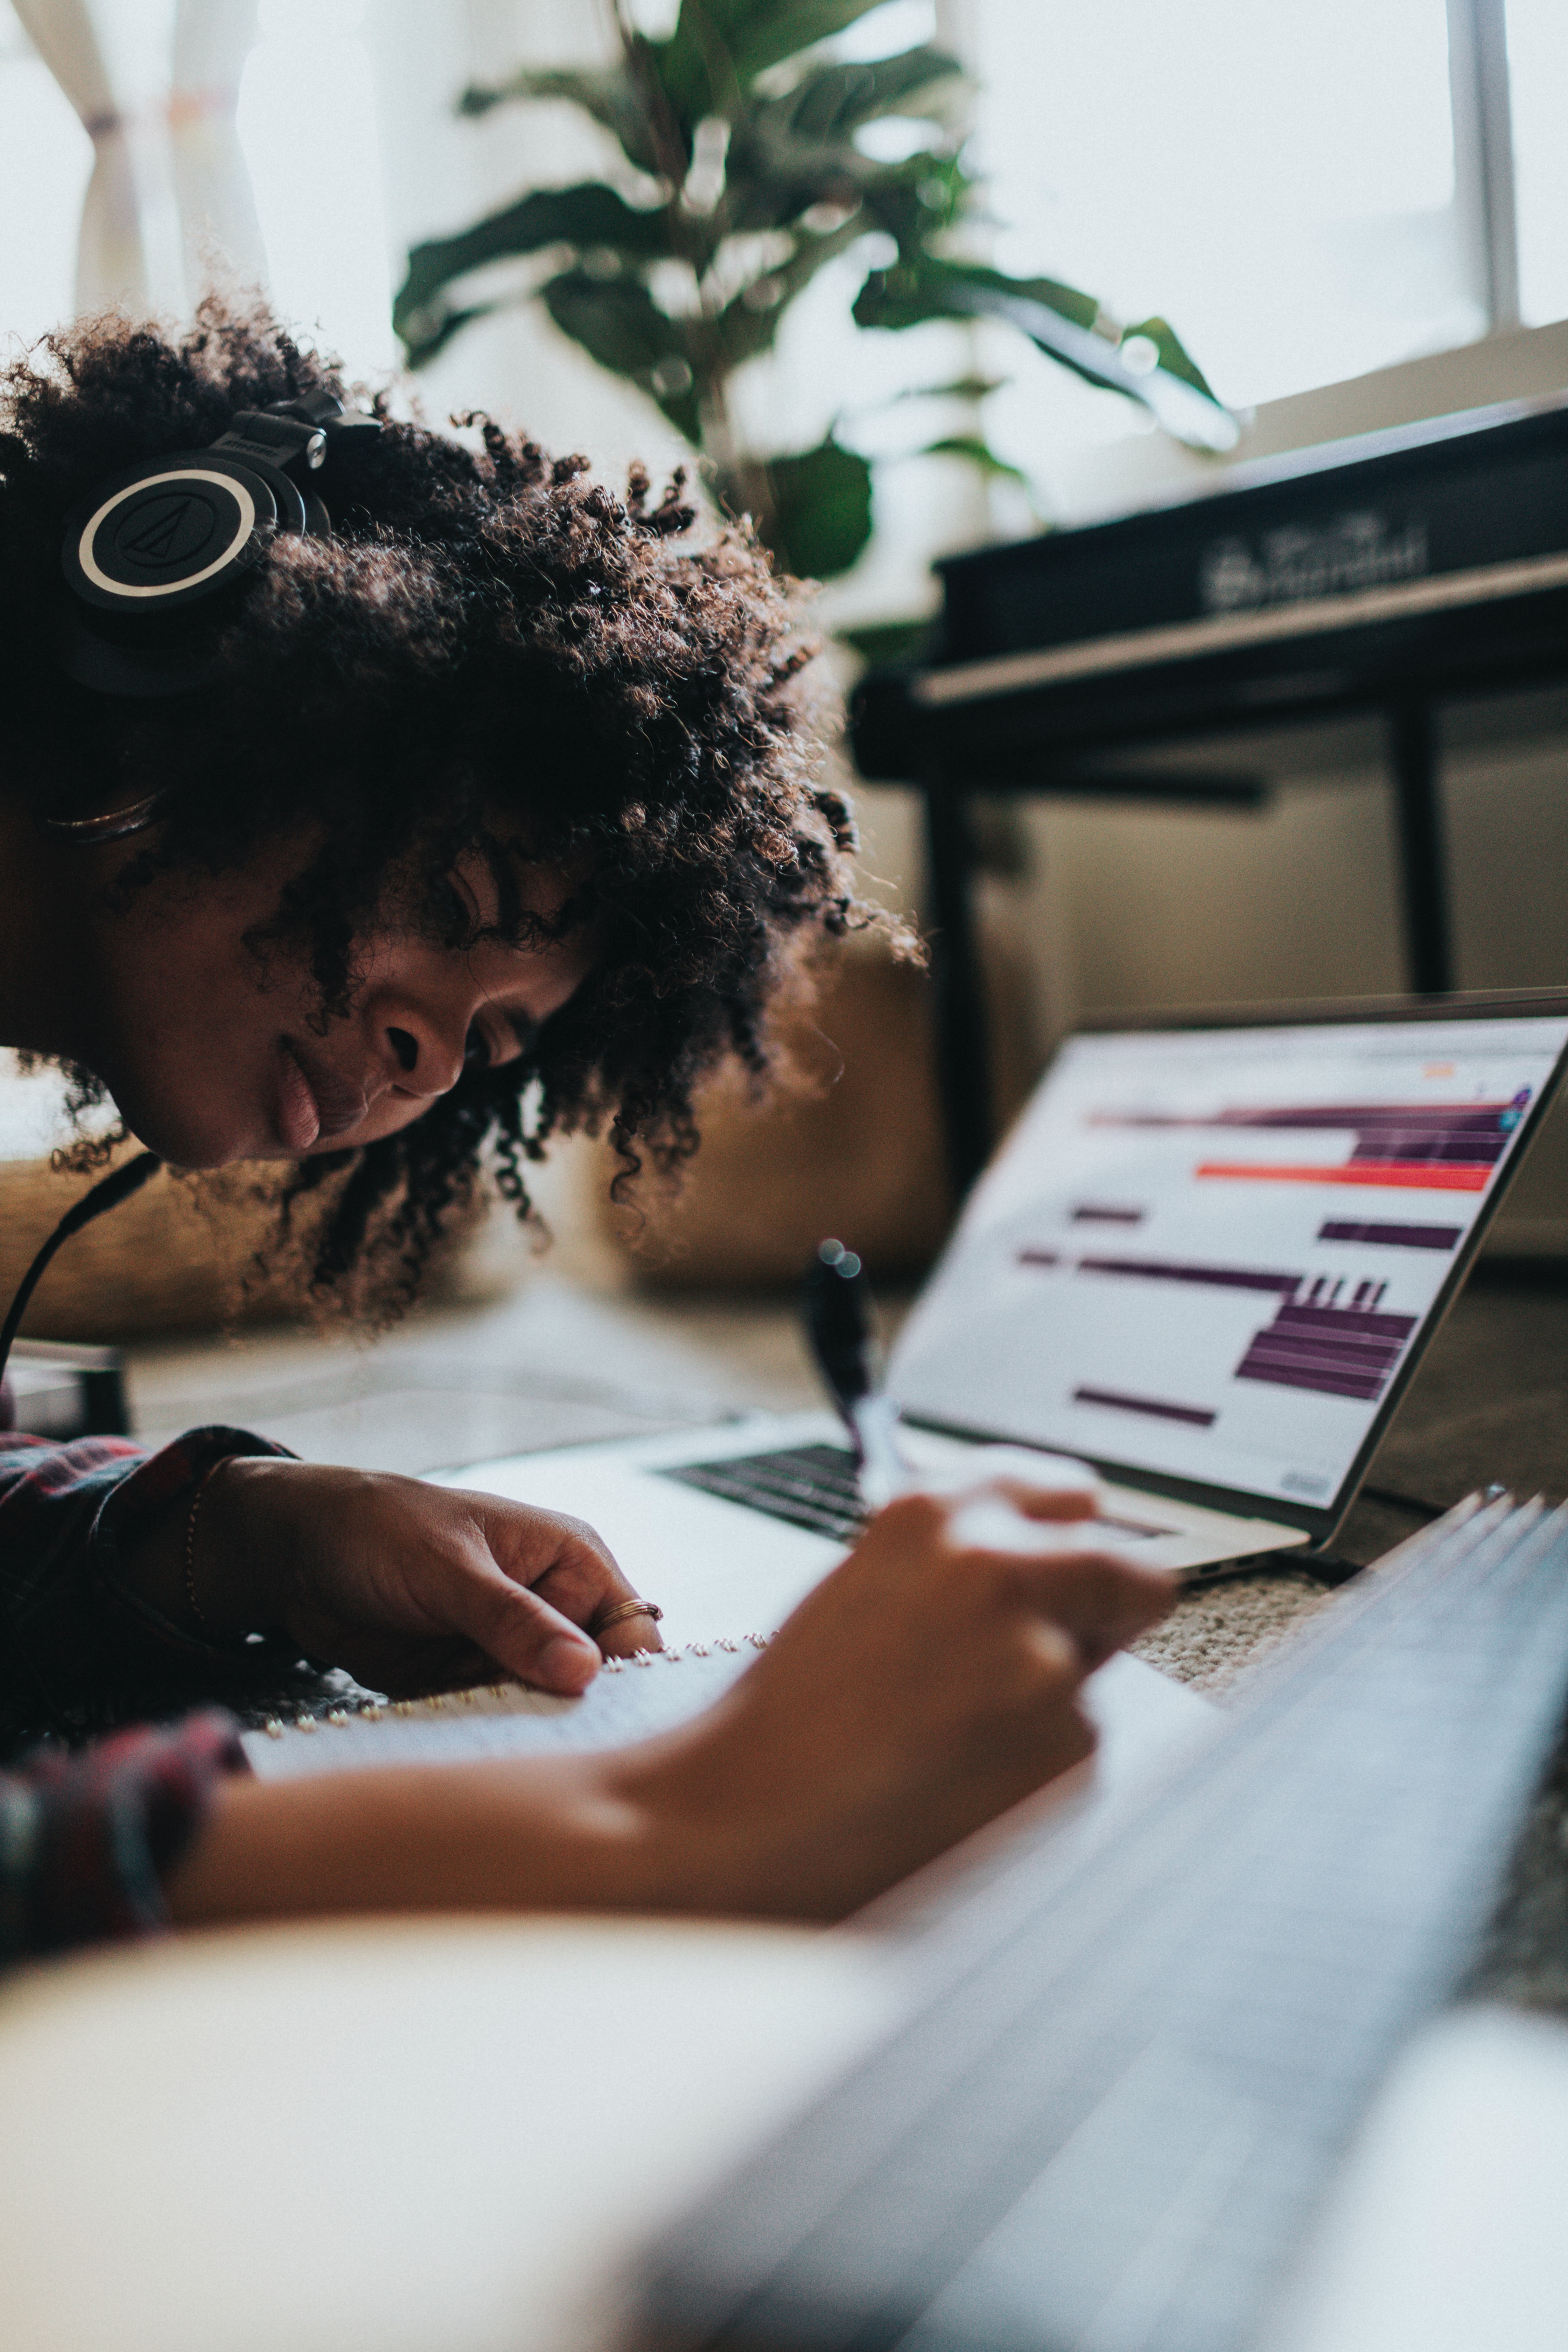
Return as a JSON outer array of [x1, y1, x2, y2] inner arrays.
[[276, 1038, 370, 1151]]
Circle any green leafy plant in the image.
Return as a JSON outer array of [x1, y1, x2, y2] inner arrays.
[[393, 0, 1232, 582]]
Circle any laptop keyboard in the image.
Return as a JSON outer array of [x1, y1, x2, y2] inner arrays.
[[659, 1443, 1178, 1546], [660, 1442, 865, 1541], [634, 1497, 1568, 2352]]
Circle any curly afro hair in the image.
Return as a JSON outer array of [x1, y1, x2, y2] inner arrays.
[[0, 301, 884, 1315]]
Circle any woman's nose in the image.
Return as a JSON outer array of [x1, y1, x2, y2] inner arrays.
[[383, 1016, 465, 1097]]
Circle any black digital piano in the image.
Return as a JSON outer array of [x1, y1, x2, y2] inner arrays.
[[851, 391, 1568, 1191]]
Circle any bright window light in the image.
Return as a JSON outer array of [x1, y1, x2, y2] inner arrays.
[[0, 1, 92, 350], [237, 0, 393, 380], [973, 0, 1469, 414], [1506, 0, 1568, 328]]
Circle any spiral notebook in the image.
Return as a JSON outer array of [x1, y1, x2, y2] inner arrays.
[[240, 1636, 774, 1780], [239, 1638, 1215, 1794]]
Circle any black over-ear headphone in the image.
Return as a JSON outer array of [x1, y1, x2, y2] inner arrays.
[[58, 389, 380, 698]]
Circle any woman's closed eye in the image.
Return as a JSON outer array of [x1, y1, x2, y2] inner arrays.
[[442, 877, 480, 947], [464, 1011, 538, 1072]]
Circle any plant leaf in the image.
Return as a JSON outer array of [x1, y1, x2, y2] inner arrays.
[[918, 433, 1034, 490], [394, 183, 673, 356], [721, 49, 965, 231], [541, 267, 685, 372], [754, 436, 873, 578], [397, 300, 498, 371], [1120, 313, 1221, 404], [853, 253, 1235, 447], [775, 46, 965, 142], [663, 0, 901, 95], [888, 373, 1009, 404], [707, 208, 867, 372], [457, 64, 670, 178]]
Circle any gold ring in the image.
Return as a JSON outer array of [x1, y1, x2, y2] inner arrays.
[[589, 1596, 664, 1637]]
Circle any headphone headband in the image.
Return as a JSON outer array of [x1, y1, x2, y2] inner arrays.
[[57, 393, 381, 697]]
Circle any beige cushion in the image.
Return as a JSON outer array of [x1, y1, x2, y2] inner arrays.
[[0, 1914, 898, 2352]]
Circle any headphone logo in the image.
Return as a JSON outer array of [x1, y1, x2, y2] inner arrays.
[[114, 491, 217, 570], [74, 467, 255, 603]]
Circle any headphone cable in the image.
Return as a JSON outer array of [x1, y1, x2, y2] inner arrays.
[[0, 1149, 163, 1392]]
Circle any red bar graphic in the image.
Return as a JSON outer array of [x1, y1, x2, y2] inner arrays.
[[1197, 1161, 1491, 1192]]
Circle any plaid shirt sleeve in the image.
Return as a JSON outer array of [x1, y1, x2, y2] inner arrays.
[[0, 1424, 297, 1727], [0, 1710, 247, 1961], [0, 1427, 295, 1964]]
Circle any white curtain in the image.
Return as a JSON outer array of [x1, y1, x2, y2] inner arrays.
[[170, 0, 265, 301], [12, 0, 262, 321]]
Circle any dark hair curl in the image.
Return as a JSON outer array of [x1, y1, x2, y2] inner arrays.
[[0, 301, 881, 1314]]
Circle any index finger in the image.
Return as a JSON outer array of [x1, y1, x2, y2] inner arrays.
[[467, 1496, 666, 1657]]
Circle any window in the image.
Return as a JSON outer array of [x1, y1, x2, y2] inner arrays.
[[973, 0, 1474, 415], [0, 1, 92, 351], [0, 0, 391, 379], [237, 0, 392, 378], [1507, 0, 1568, 328]]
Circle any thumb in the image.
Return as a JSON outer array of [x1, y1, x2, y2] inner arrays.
[[448, 1563, 602, 1694]]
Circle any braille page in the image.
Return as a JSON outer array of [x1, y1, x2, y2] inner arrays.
[[240, 1640, 1214, 1794], [240, 1638, 766, 1779]]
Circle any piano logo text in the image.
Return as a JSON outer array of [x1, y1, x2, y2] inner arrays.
[[1200, 511, 1429, 614]]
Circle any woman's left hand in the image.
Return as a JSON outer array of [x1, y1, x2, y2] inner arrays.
[[169, 1457, 658, 1693]]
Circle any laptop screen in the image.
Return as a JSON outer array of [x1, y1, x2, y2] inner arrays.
[[889, 1005, 1568, 1517]]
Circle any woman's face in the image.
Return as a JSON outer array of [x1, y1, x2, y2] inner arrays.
[[74, 839, 595, 1169]]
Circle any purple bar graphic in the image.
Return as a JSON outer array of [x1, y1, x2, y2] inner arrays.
[[1073, 1386, 1217, 1428], [1317, 1219, 1462, 1251], [1236, 1361, 1387, 1402], [1018, 1249, 1061, 1268], [1235, 1299, 1417, 1405], [1071, 1205, 1144, 1225], [1075, 1256, 1301, 1294]]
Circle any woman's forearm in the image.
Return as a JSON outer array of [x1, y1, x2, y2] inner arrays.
[[162, 1743, 758, 1930]]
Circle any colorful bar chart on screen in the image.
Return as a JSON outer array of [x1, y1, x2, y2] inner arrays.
[[889, 1015, 1568, 1510]]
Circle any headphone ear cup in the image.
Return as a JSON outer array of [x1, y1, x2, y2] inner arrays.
[[55, 414, 349, 695], [56, 449, 327, 696], [59, 450, 298, 619]]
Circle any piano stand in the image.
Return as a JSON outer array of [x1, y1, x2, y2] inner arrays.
[[921, 779, 996, 1205], [918, 699, 1457, 1201], [1389, 699, 1454, 998]]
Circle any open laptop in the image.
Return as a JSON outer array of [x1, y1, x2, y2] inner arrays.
[[441, 992, 1568, 1643]]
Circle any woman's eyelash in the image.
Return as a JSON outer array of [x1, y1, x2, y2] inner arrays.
[[463, 1024, 492, 1070]]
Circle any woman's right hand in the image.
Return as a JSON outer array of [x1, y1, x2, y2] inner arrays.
[[615, 1476, 1176, 1920], [167, 1478, 1175, 1934]]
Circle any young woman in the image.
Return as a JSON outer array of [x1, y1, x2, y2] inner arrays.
[[0, 303, 1170, 1961]]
